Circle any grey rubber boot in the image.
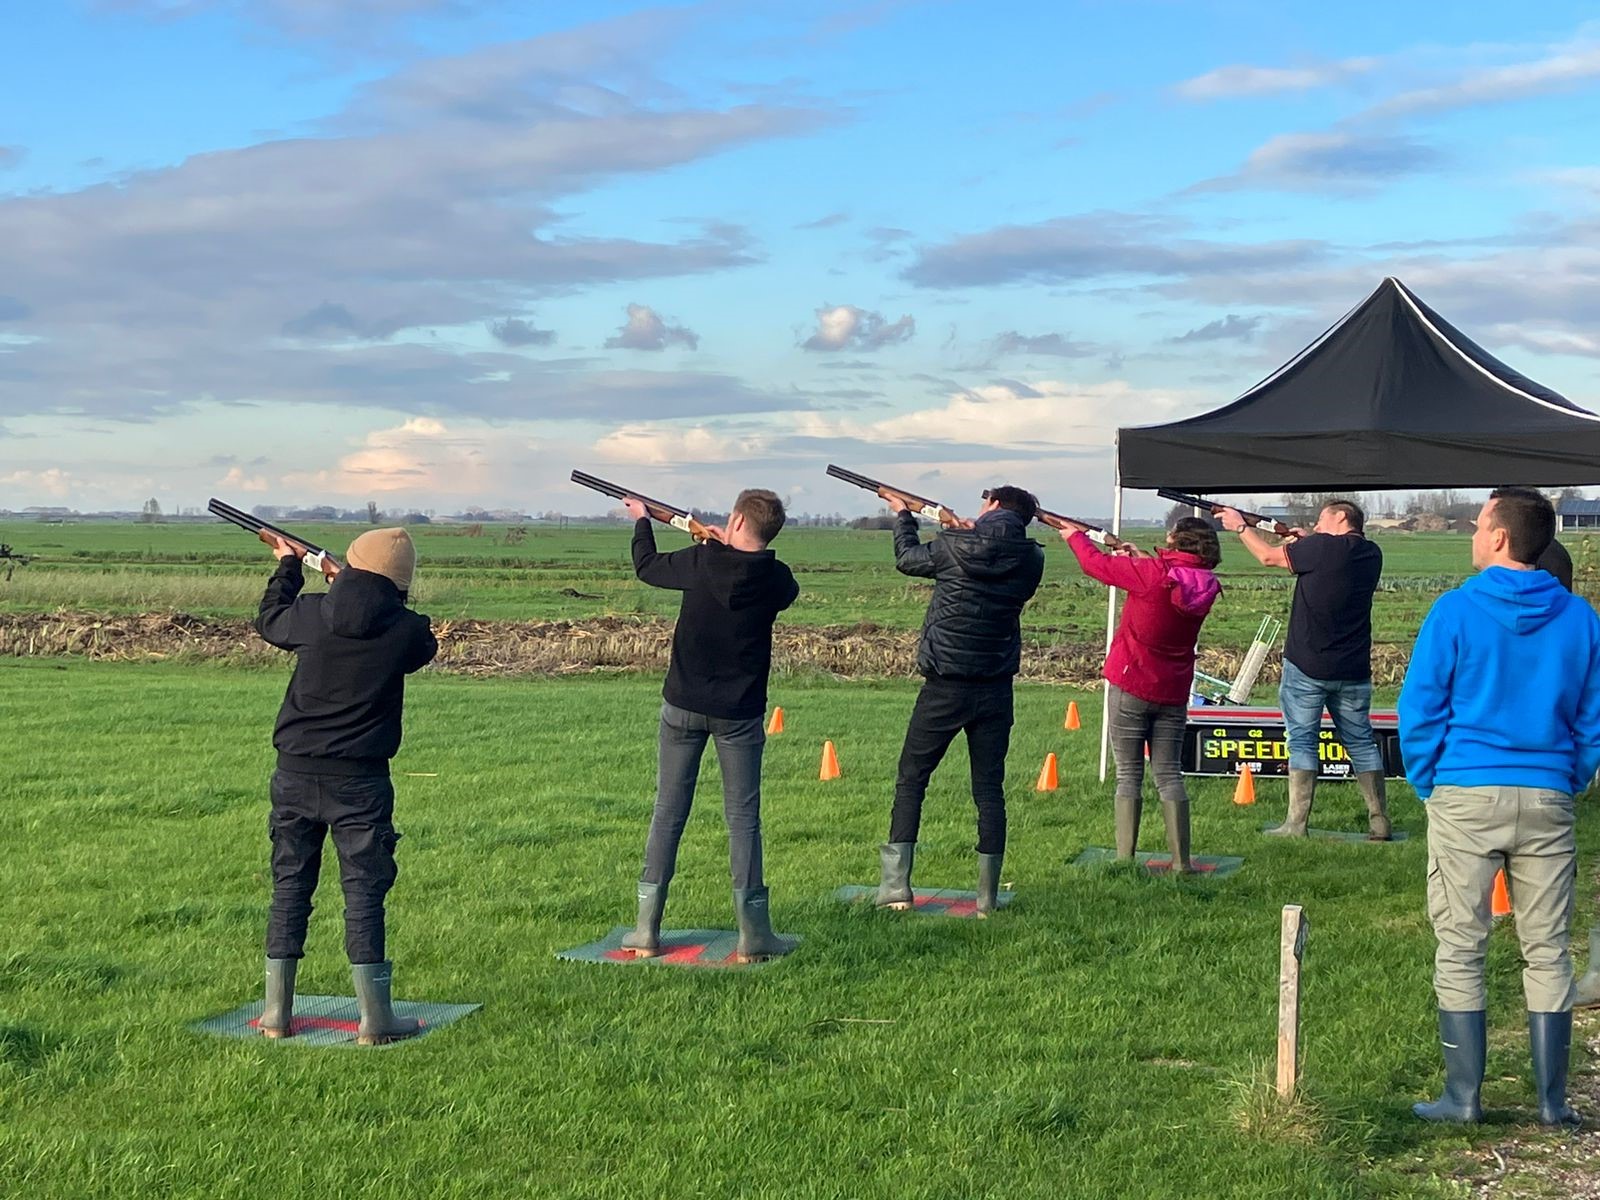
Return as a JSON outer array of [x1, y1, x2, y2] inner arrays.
[[1161, 798, 1194, 873], [351, 961, 422, 1046], [1528, 1011, 1581, 1127], [1413, 1010, 1485, 1123], [1114, 792, 1143, 859], [1358, 770, 1391, 841], [1574, 926, 1600, 1009], [876, 842, 915, 909], [621, 881, 667, 958], [733, 887, 790, 963], [1265, 769, 1316, 837], [259, 957, 297, 1039], [975, 853, 1003, 917]]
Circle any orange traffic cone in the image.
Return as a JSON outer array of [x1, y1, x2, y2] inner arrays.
[[1491, 869, 1511, 917], [766, 706, 784, 735], [819, 740, 841, 781], [1064, 701, 1082, 731], [1035, 752, 1059, 791], [1232, 765, 1256, 806]]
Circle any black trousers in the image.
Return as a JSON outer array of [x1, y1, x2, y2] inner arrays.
[[889, 676, 1014, 855], [266, 768, 400, 964]]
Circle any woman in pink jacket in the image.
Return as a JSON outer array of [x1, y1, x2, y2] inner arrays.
[[1059, 517, 1222, 871]]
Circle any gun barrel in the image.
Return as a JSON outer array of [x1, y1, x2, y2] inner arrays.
[[569, 470, 690, 518], [824, 464, 881, 491], [207, 498, 329, 558]]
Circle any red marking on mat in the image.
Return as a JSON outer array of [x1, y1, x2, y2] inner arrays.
[[1144, 859, 1218, 874], [603, 942, 710, 964], [250, 1015, 361, 1034], [941, 899, 979, 917]]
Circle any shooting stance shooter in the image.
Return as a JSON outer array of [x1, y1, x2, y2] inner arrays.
[[251, 526, 437, 1044], [617, 487, 800, 963], [876, 485, 1044, 915], [1217, 498, 1390, 840], [1058, 515, 1222, 871]]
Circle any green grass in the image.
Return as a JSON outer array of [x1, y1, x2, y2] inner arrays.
[[7, 520, 1584, 648], [2, 657, 1590, 1198]]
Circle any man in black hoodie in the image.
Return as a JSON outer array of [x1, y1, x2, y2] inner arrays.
[[619, 488, 800, 963], [877, 486, 1045, 915], [252, 527, 437, 1044]]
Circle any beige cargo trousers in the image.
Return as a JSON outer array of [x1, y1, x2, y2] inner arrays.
[[1426, 784, 1577, 1012]]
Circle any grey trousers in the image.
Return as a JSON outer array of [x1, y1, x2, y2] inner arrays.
[[1106, 684, 1189, 805], [639, 701, 766, 890], [1425, 784, 1577, 1012]]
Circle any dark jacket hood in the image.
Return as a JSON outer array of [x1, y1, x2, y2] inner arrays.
[[322, 568, 407, 639], [1461, 565, 1571, 634], [946, 510, 1039, 580], [702, 542, 793, 612]]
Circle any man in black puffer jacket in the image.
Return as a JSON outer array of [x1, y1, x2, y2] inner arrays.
[[877, 486, 1045, 915], [252, 527, 436, 1045]]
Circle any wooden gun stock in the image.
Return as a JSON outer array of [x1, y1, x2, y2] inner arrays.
[[207, 498, 342, 580], [1157, 489, 1300, 539], [826, 464, 963, 528], [569, 470, 719, 542]]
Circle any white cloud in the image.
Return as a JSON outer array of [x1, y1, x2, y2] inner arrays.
[[280, 417, 490, 496], [1173, 57, 1379, 100], [604, 303, 700, 351], [801, 304, 915, 352], [1368, 40, 1600, 119], [593, 423, 767, 465], [0, 467, 74, 498], [217, 465, 269, 492]]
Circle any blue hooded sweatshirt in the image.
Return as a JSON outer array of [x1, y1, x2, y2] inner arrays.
[[1399, 566, 1600, 799]]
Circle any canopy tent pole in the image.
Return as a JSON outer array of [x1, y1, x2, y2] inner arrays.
[[1098, 437, 1122, 782]]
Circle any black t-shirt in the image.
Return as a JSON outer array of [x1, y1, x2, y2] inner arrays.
[[1283, 533, 1383, 682], [1537, 539, 1573, 591]]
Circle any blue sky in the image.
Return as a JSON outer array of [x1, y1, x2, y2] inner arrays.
[[3, 0, 1599, 518]]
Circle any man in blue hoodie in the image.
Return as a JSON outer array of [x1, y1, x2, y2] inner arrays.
[[1401, 486, 1600, 1127]]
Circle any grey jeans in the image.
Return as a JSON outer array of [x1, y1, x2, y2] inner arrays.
[[1425, 784, 1577, 1012], [639, 701, 767, 890], [1107, 684, 1189, 805]]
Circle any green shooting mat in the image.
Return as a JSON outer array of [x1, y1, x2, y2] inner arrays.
[[833, 885, 1014, 917], [556, 926, 801, 969], [193, 994, 480, 1047], [1072, 848, 1246, 878]]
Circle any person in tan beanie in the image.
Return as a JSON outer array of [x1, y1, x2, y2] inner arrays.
[[345, 527, 417, 593], [251, 525, 435, 1044]]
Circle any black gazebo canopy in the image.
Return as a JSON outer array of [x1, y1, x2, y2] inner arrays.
[[1118, 277, 1600, 492]]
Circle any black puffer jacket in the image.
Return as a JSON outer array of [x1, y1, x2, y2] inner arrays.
[[255, 560, 437, 774], [894, 508, 1045, 680]]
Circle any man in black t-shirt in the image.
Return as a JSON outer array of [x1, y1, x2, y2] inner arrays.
[[1219, 499, 1388, 840], [1537, 538, 1573, 592]]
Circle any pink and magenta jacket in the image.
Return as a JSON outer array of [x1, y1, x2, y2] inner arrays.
[[1066, 533, 1221, 706]]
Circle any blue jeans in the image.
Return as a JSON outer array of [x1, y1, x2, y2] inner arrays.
[[639, 701, 766, 889], [1278, 659, 1384, 774]]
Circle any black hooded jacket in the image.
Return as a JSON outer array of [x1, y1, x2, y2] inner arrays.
[[895, 508, 1045, 681], [255, 560, 438, 774], [632, 520, 800, 720]]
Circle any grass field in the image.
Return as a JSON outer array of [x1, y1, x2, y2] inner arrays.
[[6, 519, 1586, 649], [2, 657, 1596, 1199]]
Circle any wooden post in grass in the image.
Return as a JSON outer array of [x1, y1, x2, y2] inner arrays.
[[1277, 904, 1308, 1100]]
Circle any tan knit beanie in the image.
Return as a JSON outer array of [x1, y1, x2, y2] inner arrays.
[[346, 528, 417, 591]]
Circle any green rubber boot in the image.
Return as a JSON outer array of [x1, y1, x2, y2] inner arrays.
[[1529, 1011, 1581, 1127], [621, 881, 667, 958], [1114, 792, 1142, 859], [733, 887, 791, 963], [259, 957, 297, 1039], [1358, 770, 1391, 841], [351, 961, 422, 1047], [1413, 1010, 1485, 1123], [975, 853, 1003, 917], [1266, 769, 1315, 837], [1161, 798, 1194, 874], [876, 843, 915, 909]]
